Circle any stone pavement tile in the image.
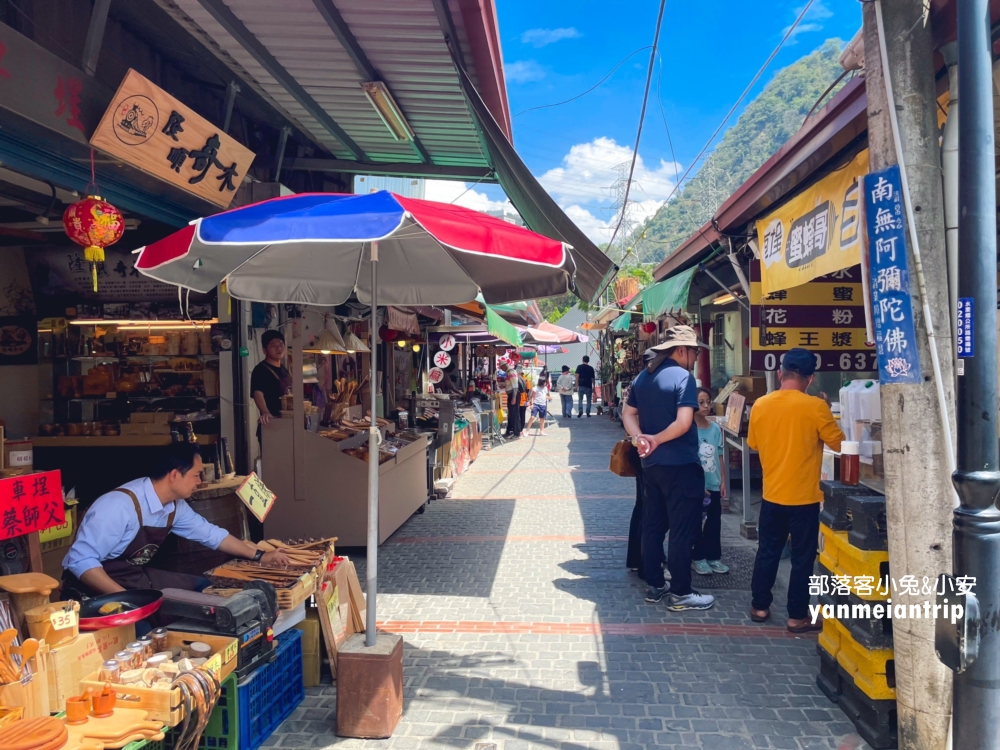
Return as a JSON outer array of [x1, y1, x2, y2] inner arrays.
[[269, 415, 861, 750]]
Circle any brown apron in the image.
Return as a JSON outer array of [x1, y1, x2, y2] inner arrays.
[[62, 488, 205, 598]]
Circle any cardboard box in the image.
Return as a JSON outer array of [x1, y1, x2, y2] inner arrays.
[[120, 423, 144, 436], [143, 422, 172, 435], [153, 411, 175, 424], [131, 413, 156, 423], [3, 439, 33, 471], [733, 376, 767, 403], [42, 628, 135, 710]]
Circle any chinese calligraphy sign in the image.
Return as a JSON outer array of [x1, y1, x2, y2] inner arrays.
[[90, 69, 255, 208], [235, 472, 276, 523], [755, 149, 869, 295], [0, 470, 64, 541], [864, 166, 921, 384], [749, 261, 874, 373]]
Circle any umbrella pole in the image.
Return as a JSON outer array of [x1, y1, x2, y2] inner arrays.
[[366, 241, 379, 648]]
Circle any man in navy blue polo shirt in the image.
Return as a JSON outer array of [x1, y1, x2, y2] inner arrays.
[[622, 325, 715, 611]]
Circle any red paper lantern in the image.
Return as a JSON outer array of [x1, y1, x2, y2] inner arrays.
[[378, 325, 398, 342], [641, 322, 657, 334], [63, 195, 125, 291]]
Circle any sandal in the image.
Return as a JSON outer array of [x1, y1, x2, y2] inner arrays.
[[750, 608, 771, 623], [787, 618, 823, 634]]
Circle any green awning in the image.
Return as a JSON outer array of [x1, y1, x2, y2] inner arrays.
[[641, 267, 697, 320], [610, 312, 635, 332], [486, 306, 523, 346]]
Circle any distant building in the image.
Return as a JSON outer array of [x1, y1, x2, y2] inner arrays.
[[486, 207, 524, 227], [354, 175, 425, 198]]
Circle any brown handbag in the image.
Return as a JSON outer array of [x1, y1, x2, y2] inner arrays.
[[609, 438, 637, 477]]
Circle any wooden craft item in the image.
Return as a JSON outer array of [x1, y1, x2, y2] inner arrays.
[[345, 561, 366, 632], [0, 715, 67, 750], [316, 581, 345, 679], [66, 690, 93, 724], [0, 574, 59, 637], [61, 706, 165, 749]]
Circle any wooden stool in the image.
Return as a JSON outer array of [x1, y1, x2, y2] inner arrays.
[[335, 633, 403, 738]]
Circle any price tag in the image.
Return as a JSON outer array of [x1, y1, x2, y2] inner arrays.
[[50, 608, 78, 631], [235, 472, 276, 523], [202, 653, 222, 678], [223, 639, 238, 665]]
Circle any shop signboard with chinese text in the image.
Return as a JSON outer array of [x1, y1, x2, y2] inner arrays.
[[756, 149, 868, 295], [90, 69, 255, 208], [750, 260, 875, 372], [236, 472, 276, 523], [863, 165, 921, 384], [0, 470, 65, 541]]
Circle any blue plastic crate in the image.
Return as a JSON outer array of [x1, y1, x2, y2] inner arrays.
[[238, 630, 304, 750]]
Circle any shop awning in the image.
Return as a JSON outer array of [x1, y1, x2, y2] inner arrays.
[[610, 312, 635, 333], [486, 306, 523, 347], [642, 267, 697, 319], [454, 57, 617, 305]]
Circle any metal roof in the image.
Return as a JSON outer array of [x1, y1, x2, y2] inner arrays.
[[154, 0, 508, 176]]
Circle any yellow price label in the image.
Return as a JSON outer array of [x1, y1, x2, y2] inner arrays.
[[223, 640, 238, 664], [50, 609, 77, 631], [202, 653, 222, 678]]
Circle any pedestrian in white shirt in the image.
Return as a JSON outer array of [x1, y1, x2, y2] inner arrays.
[[524, 376, 551, 436], [556, 365, 575, 418]]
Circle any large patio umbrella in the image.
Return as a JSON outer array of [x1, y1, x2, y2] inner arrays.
[[536, 320, 589, 343], [135, 191, 578, 646]]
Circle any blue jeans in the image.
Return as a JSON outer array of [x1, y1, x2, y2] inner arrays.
[[751, 500, 820, 620], [577, 387, 592, 415], [560, 394, 573, 416]]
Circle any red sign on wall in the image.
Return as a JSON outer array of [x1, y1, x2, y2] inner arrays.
[[0, 471, 64, 540]]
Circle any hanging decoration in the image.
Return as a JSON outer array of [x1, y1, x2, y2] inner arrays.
[[432, 351, 452, 369], [641, 322, 657, 334], [438, 334, 456, 352], [62, 150, 125, 291], [378, 325, 399, 342]]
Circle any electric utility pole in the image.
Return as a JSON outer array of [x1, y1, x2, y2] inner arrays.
[[862, 2, 956, 748], [947, 0, 1000, 746]]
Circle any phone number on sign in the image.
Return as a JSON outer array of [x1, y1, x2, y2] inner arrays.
[[752, 350, 879, 372]]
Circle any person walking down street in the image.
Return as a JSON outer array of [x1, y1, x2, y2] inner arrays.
[[692, 388, 729, 576], [556, 365, 575, 418], [516, 364, 529, 436], [575, 356, 596, 417], [622, 325, 714, 612], [501, 363, 522, 439], [524, 375, 551, 436], [747, 348, 844, 633]]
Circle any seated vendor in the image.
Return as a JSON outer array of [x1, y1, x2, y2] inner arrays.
[[62, 441, 289, 598]]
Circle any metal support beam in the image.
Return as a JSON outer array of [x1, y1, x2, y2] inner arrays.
[[430, 0, 468, 71], [196, 0, 368, 162], [310, 0, 430, 163], [698, 263, 749, 310], [280, 157, 494, 181], [82, 0, 112, 77], [273, 126, 291, 182], [222, 80, 241, 133], [952, 0, 1000, 744]]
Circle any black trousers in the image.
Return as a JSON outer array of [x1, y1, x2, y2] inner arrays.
[[750, 500, 820, 620], [693, 490, 722, 561], [625, 451, 649, 579], [642, 463, 705, 595], [505, 394, 521, 435]]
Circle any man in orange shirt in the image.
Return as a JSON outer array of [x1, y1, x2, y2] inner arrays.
[[747, 348, 844, 633]]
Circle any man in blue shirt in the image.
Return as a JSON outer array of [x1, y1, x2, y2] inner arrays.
[[63, 441, 289, 597], [622, 325, 714, 611]]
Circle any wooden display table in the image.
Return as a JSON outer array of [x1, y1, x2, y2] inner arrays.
[[261, 417, 428, 546]]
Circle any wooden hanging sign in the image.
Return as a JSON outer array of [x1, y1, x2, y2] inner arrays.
[[235, 472, 276, 523], [89, 69, 255, 207]]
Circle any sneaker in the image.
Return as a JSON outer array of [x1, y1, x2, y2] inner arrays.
[[708, 560, 729, 574], [666, 592, 716, 611], [540, 431, 547, 436], [644, 585, 670, 603], [586, 413, 592, 417], [577, 414, 582, 418], [692, 559, 712, 576]]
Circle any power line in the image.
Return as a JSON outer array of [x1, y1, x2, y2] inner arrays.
[[638, 0, 818, 234], [605, 0, 668, 254], [512, 46, 654, 118]]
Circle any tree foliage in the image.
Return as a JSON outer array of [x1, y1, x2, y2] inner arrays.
[[632, 39, 848, 265]]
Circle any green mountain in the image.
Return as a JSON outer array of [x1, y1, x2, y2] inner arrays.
[[633, 39, 848, 265]]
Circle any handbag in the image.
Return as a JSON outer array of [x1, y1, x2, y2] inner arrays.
[[609, 438, 637, 477]]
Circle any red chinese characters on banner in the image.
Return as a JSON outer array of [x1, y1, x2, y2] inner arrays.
[[54, 76, 84, 133], [0, 471, 64, 540]]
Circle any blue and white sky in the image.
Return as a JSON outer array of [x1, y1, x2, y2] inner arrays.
[[425, 0, 863, 243]]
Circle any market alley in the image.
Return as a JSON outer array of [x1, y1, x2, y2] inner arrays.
[[267, 411, 862, 750]]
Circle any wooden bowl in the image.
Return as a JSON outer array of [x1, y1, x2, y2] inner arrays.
[[65, 692, 92, 724]]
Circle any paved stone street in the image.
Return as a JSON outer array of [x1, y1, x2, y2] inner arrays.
[[268, 405, 866, 749]]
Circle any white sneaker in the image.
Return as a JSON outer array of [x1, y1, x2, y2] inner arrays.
[[666, 592, 715, 611]]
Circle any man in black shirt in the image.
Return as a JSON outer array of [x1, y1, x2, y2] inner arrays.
[[575, 356, 596, 417], [250, 329, 291, 430]]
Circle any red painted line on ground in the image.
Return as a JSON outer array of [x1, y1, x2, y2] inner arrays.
[[466, 468, 608, 474], [388, 534, 629, 544], [446, 494, 634, 501], [376, 620, 812, 640]]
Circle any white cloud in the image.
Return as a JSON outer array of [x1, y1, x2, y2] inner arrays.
[[424, 180, 515, 217], [538, 136, 679, 205], [783, 0, 832, 41], [520, 27, 581, 48], [505, 60, 545, 84]]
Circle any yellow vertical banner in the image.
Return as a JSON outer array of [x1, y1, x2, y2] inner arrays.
[[756, 149, 868, 295]]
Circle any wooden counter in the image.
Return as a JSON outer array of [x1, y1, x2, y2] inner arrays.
[[34, 434, 218, 447]]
